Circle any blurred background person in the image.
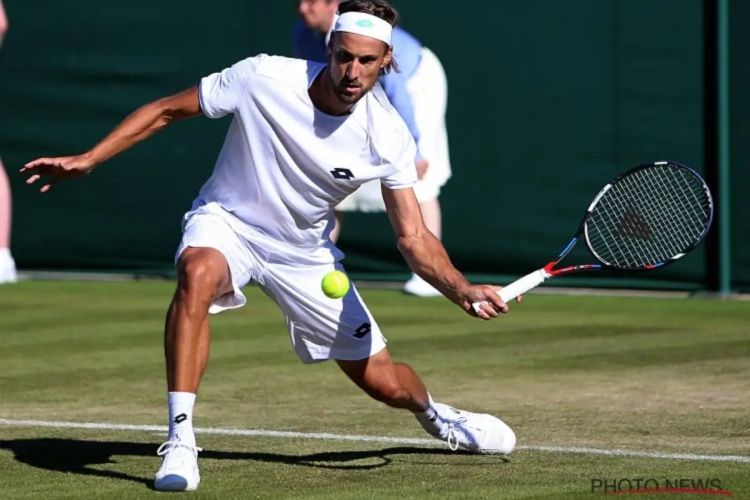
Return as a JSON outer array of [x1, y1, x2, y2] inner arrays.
[[293, 0, 452, 297], [0, 0, 16, 284]]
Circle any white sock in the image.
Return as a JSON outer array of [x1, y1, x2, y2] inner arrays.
[[168, 392, 196, 446], [414, 393, 443, 436]]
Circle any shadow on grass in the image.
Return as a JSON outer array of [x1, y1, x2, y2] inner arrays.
[[0, 438, 508, 490]]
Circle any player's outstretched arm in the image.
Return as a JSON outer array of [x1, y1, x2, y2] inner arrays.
[[21, 86, 202, 192], [382, 185, 518, 320]]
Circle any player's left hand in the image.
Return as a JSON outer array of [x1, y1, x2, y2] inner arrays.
[[20, 154, 96, 193], [416, 159, 429, 180], [458, 285, 522, 320]]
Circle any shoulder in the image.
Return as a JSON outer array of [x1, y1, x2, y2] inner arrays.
[[204, 54, 321, 94], [226, 53, 270, 77], [365, 84, 415, 149], [368, 82, 401, 116], [252, 55, 324, 88]]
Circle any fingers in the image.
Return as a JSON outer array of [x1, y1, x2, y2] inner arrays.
[[477, 301, 500, 320], [22, 166, 62, 193], [484, 290, 509, 314], [469, 303, 498, 321], [468, 300, 502, 320], [25, 174, 42, 185], [40, 178, 59, 193], [21, 158, 60, 172], [21, 160, 52, 186], [25, 173, 56, 192]]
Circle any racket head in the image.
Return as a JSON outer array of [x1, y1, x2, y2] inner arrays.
[[582, 161, 714, 271]]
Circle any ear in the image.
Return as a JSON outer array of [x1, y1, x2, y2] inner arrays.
[[381, 46, 393, 69]]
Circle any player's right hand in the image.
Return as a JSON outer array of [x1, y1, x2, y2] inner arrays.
[[458, 284, 522, 321], [20, 154, 96, 193]]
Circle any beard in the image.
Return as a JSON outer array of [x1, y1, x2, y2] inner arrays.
[[333, 77, 365, 104]]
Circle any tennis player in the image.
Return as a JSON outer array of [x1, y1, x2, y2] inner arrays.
[[0, 0, 17, 284], [294, 0, 451, 297], [22, 0, 517, 491]]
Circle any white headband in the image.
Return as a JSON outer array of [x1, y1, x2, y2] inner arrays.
[[331, 12, 393, 47]]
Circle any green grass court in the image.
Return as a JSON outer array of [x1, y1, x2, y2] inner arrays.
[[0, 281, 748, 499]]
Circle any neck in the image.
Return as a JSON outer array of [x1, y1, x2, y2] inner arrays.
[[309, 68, 354, 116]]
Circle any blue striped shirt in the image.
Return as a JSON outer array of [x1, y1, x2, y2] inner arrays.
[[293, 21, 424, 160]]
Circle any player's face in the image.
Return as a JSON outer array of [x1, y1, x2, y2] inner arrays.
[[327, 33, 392, 105], [297, 0, 338, 31]]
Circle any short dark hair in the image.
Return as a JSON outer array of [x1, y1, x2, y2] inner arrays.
[[335, 0, 400, 76]]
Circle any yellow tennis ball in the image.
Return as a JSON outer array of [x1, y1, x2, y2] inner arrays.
[[322, 270, 350, 299]]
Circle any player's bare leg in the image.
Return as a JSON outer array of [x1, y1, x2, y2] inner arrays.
[[337, 349, 516, 455], [165, 248, 230, 393], [156, 247, 232, 492], [337, 348, 431, 412], [0, 159, 17, 284]]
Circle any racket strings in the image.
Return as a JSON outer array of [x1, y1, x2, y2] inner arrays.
[[610, 169, 705, 263], [618, 171, 693, 258], [588, 198, 644, 267], [597, 167, 708, 266], [589, 176, 672, 268], [586, 164, 711, 269], [632, 168, 705, 241]]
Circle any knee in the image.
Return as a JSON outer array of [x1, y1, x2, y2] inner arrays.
[[176, 249, 228, 305]]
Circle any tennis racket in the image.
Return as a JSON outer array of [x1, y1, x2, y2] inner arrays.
[[472, 160, 714, 313]]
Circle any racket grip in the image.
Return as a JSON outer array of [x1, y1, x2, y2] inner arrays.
[[471, 268, 551, 314]]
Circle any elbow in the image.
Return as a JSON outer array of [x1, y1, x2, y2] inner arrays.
[[396, 233, 421, 257], [144, 98, 182, 129], [154, 98, 179, 123]]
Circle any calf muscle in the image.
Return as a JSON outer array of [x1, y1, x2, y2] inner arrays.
[[165, 247, 232, 393]]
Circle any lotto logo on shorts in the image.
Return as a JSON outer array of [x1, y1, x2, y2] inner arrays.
[[354, 323, 371, 339]]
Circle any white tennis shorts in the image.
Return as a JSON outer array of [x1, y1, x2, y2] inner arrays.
[[174, 203, 387, 364], [336, 46, 452, 212]]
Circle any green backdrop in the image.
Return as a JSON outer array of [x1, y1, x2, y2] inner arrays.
[[0, 0, 745, 291]]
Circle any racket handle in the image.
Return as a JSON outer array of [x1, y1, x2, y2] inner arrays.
[[471, 268, 551, 314]]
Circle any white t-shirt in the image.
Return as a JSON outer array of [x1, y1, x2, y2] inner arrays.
[[194, 54, 418, 260]]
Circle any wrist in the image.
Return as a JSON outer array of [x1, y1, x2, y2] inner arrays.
[[439, 273, 471, 302], [81, 150, 100, 168]]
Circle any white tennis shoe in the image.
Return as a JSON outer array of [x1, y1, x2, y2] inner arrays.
[[154, 439, 202, 491], [403, 274, 442, 297], [429, 403, 516, 455], [0, 250, 17, 284]]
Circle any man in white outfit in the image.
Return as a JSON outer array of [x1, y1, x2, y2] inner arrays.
[[295, 0, 452, 297], [0, 0, 17, 284], [22, 0, 517, 492]]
